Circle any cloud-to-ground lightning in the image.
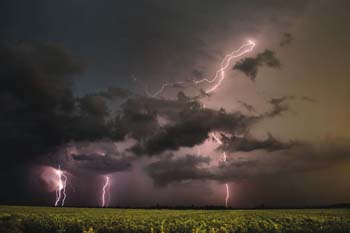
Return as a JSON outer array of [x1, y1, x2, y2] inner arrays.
[[54, 165, 68, 207], [225, 183, 230, 207], [149, 40, 256, 97], [101, 175, 111, 208], [211, 133, 230, 207]]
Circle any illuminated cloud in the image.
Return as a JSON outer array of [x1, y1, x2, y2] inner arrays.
[[233, 50, 281, 81]]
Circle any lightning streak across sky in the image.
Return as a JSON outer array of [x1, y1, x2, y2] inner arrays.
[[54, 165, 68, 207], [150, 40, 255, 97], [211, 133, 230, 207], [101, 175, 111, 208]]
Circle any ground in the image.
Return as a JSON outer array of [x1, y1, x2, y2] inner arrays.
[[0, 205, 349, 233]]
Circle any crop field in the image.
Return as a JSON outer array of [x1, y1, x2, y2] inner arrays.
[[0, 206, 349, 233]]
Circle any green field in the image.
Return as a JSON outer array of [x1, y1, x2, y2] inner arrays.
[[0, 206, 349, 233]]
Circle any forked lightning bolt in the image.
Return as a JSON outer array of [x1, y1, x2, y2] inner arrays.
[[54, 165, 68, 207], [150, 40, 255, 97], [101, 175, 111, 208], [211, 133, 230, 207]]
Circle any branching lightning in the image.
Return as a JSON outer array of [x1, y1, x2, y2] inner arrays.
[[211, 133, 230, 207], [101, 175, 111, 208], [150, 40, 255, 97], [194, 40, 255, 93], [54, 165, 68, 207]]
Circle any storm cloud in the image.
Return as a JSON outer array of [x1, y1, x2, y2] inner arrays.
[[220, 133, 297, 153], [71, 153, 131, 174], [147, 139, 350, 185], [146, 154, 211, 186], [233, 50, 281, 81], [0, 42, 127, 168], [0, 42, 320, 206], [126, 92, 300, 155]]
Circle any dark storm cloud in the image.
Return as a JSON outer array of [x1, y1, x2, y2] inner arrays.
[[70, 153, 131, 174], [116, 97, 178, 139], [221, 133, 297, 152], [131, 107, 256, 155], [280, 33, 293, 47], [146, 154, 211, 186], [44, 140, 136, 175], [127, 93, 297, 155], [0, 42, 82, 112], [117, 96, 205, 152], [233, 50, 281, 81], [114, 93, 209, 141], [0, 42, 125, 167], [147, 139, 350, 185], [0, 42, 81, 162]]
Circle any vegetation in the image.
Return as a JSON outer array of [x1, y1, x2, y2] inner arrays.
[[1, 205, 349, 233]]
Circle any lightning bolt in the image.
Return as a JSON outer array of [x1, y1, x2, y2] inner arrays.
[[54, 165, 68, 207], [150, 40, 255, 97], [225, 183, 230, 207], [101, 175, 111, 208], [211, 133, 230, 207]]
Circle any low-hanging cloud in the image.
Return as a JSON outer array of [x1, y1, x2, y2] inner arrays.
[[46, 140, 136, 175], [146, 139, 350, 185], [146, 154, 211, 186]]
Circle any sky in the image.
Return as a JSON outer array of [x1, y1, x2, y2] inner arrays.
[[0, 0, 349, 207]]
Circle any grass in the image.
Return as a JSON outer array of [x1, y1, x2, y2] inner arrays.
[[0, 205, 350, 233]]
